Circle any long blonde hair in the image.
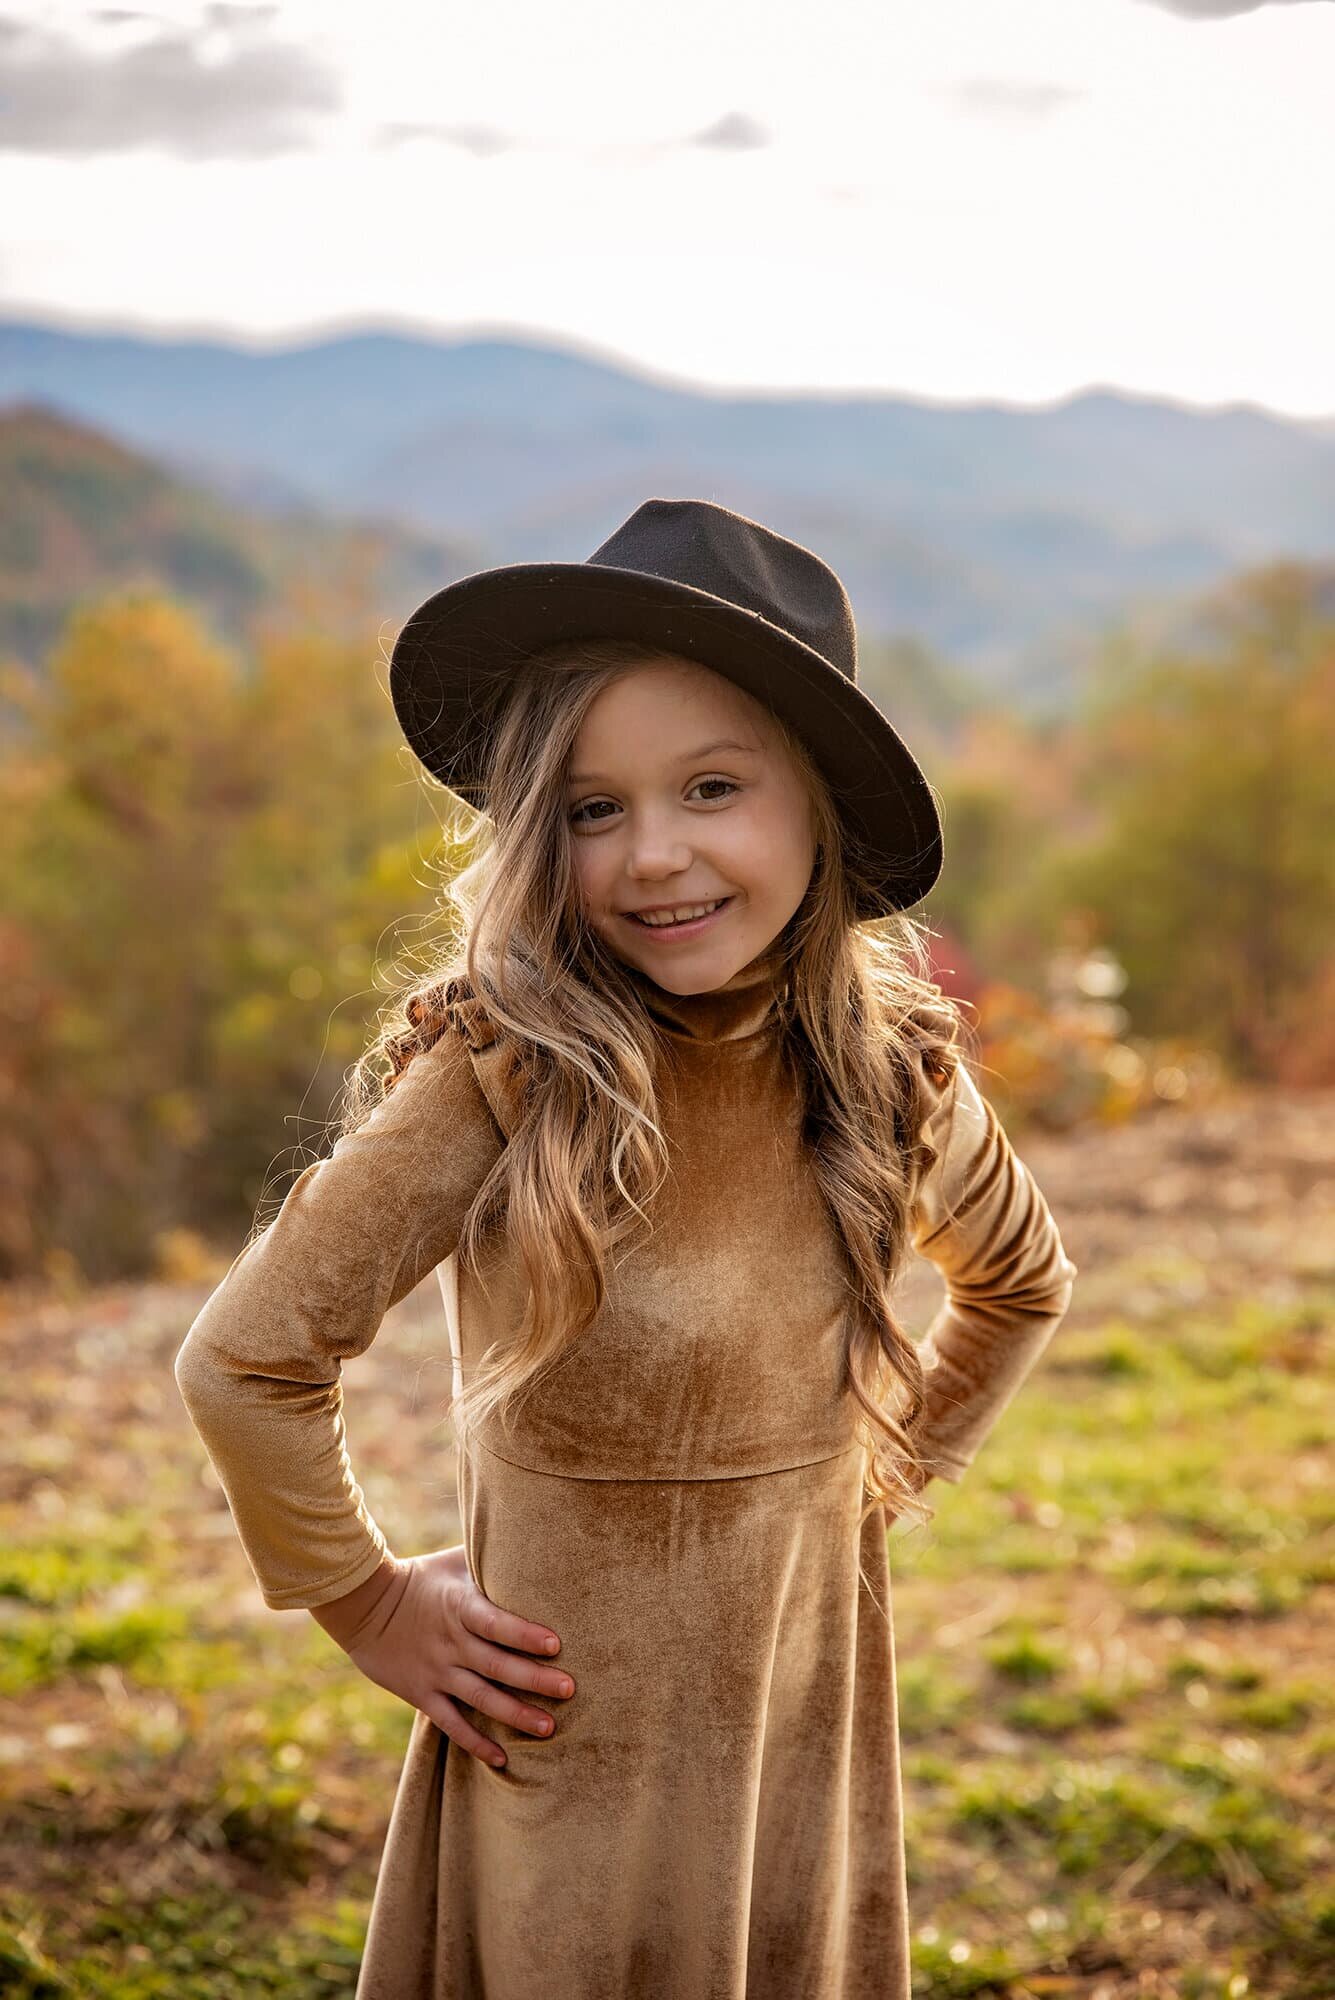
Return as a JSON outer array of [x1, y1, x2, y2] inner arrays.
[[339, 637, 969, 1526]]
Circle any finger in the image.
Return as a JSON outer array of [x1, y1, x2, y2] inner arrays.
[[422, 1694, 509, 1769], [443, 1666, 557, 1739], [465, 1588, 562, 1660], [461, 1636, 575, 1700]]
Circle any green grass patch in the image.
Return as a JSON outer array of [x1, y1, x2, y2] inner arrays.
[[6, 1274, 1332, 1997], [984, 1628, 1067, 1685], [3, 1886, 372, 1999], [1001, 1686, 1125, 1735], [948, 1757, 1308, 1892], [0, 1603, 192, 1696], [0, 1518, 153, 1608]]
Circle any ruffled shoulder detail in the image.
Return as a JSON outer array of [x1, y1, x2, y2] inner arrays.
[[436, 974, 502, 1054], [896, 993, 962, 1095], [430, 974, 530, 1140]]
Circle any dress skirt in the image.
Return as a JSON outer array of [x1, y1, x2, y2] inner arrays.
[[355, 1435, 910, 1999], [173, 953, 1076, 1999]]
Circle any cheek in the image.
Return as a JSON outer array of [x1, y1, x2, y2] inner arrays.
[[570, 842, 605, 912], [749, 801, 814, 889], [788, 792, 818, 874]]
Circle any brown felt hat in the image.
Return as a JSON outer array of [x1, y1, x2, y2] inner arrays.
[[389, 496, 943, 918]]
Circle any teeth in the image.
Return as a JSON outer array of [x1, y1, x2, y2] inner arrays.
[[636, 899, 723, 927]]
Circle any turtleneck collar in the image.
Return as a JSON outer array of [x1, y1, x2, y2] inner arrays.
[[620, 937, 792, 1045]]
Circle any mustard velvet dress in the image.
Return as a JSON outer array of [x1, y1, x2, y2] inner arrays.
[[175, 941, 1077, 1999]]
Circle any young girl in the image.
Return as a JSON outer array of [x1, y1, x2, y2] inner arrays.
[[175, 497, 1078, 2000]]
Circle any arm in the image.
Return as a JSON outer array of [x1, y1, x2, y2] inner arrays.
[[174, 1025, 504, 1612], [905, 1055, 1078, 1486]]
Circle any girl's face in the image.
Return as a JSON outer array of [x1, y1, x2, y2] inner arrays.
[[566, 656, 817, 991]]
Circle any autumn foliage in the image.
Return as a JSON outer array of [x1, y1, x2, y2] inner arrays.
[[0, 563, 1331, 1281]]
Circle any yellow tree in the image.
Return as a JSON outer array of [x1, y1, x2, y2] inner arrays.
[[0, 594, 243, 1272], [1055, 563, 1335, 1079], [1, 591, 482, 1275]]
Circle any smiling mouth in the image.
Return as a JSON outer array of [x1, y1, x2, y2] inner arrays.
[[624, 896, 733, 930]]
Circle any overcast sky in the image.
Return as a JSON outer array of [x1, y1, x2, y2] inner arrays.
[[3, 0, 1332, 416]]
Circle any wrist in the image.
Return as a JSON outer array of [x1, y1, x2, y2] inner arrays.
[[309, 1552, 408, 1652]]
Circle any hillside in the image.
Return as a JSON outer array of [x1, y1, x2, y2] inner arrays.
[[0, 403, 981, 761], [0, 402, 480, 665], [5, 318, 1335, 701]]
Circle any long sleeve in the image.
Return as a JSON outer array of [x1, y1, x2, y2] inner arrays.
[[174, 1025, 505, 1611], [906, 1055, 1078, 1483]]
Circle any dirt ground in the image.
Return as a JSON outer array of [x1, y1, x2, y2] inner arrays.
[[1, 1082, 1332, 1997]]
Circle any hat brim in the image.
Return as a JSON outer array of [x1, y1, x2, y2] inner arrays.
[[389, 562, 943, 918]]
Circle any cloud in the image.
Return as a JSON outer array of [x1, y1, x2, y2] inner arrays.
[[0, 7, 339, 157], [375, 121, 516, 156], [371, 109, 772, 161], [944, 79, 1086, 122], [89, 4, 284, 20], [1138, 1, 1330, 15], [689, 112, 771, 151]]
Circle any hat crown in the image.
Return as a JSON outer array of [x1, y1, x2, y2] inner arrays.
[[589, 498, 859, 685], [389, 492, 943, 916]]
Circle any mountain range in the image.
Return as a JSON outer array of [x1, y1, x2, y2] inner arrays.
[[4, 316, 1334, 707], [0, 401, 477, 670]]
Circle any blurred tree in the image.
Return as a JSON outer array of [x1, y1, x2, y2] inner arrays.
[[0, 593, 469, 1278], [2, 557, 1329, 1278], [0, 595, 245, 1272], [201, 620, 456, 1222], [1054, 563, 1335, 1081], [925, 706, 1086, 979]]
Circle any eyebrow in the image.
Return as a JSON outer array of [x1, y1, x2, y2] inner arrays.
[[568, 739, 761, 786]]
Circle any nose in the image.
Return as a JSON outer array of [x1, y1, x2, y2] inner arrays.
[[626, 824, 693, 881]]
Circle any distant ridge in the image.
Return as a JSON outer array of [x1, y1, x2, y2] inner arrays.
[[0, 400, 479, 665], [3, 316, 1334, 699]]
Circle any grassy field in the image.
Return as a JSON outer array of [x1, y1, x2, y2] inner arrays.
[[1, 1086, 1332, 1998]]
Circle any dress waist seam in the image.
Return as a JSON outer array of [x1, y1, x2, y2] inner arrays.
[[465, 1434, 865, 1484]]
